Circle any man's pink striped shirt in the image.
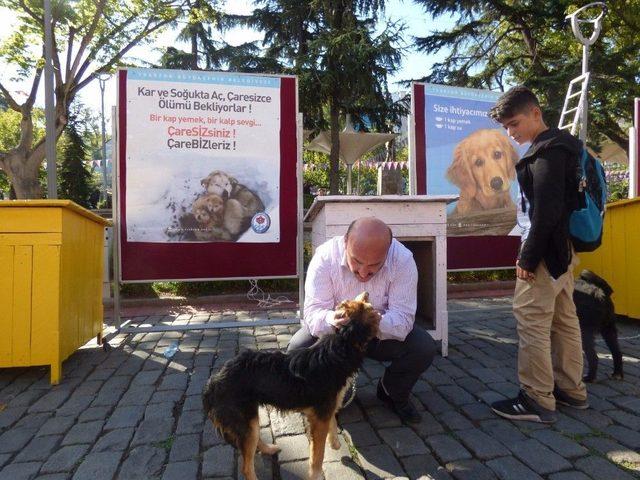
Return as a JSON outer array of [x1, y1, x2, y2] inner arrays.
[[303, 236, 418, 341]]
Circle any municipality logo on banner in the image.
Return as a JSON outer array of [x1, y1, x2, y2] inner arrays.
[[251, 212, 271, 234]]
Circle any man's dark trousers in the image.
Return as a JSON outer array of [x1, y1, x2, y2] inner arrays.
[[287, 325, 436, 404]]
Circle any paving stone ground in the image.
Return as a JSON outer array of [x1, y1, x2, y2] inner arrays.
[[1, 297, 640, 479]]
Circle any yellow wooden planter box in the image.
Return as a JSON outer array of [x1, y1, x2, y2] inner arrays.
[[578, 197, 640, 320], [0, 200, 110, 384]]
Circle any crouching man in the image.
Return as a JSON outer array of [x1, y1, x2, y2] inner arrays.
[[288, 217, 436, 424]]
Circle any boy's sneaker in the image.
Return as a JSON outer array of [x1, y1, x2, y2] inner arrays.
[[553, 386, 589, 409], [491, 390, 557, 424]]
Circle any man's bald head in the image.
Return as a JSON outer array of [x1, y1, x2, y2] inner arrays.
[[346, 217, 392, 246], [344, 217, 393, 282]]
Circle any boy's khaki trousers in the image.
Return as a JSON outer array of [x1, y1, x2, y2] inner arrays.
[[513, 255, 587, 410]]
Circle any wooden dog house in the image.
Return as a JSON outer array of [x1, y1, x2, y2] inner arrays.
[[304, 195, 456, 355]]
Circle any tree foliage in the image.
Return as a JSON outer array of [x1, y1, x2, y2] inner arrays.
[[57, 106, 95, 208], [242, 0, 406, 193], [158, 0, 246, 70], [0, 0, 190, 198], [413, 0, 639, 151]]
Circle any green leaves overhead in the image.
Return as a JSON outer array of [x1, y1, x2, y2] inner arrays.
[[0, 0, 189, 198], [413, 0, 640, 151], [241, 0, 405, 193]]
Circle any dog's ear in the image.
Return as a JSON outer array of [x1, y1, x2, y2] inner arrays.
[[355, 291, 369, 303], [447, 141, 476, 200], [228, 175, 238, 187]]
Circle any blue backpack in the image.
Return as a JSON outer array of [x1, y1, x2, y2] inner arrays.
[[569, 148, 607, 252]]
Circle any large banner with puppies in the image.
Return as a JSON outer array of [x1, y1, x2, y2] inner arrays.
[[411, 83, 526, 269], [125, 68, 280, 243], [117, 69, 299, 281]]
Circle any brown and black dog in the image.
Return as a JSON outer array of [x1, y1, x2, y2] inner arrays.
[[202, 292, 380, 480], [447, 129, 519, 215]]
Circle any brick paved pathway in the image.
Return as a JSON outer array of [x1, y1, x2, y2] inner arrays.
[[1, 298, 639, 479]]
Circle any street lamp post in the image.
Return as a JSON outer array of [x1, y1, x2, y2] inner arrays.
[[565, 2, 606, 142], [44, 0, 57, 199], [98, 73, 110, 206]]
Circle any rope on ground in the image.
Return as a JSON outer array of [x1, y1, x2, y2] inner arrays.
[[247, 279, 294, 308]]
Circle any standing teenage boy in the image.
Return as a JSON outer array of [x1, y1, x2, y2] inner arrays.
[[488, 86, 588, 423]]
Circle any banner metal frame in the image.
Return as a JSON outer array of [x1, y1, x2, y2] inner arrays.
[[110, 70, 303, 334]]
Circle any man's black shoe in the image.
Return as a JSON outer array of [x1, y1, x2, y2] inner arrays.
[[491, 390, 557, 424], [376, 381, 422, 424], [553, 386, 589, 409]]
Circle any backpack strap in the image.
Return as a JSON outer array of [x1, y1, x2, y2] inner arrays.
[[520, 188, 527, 214], [578, 148, 588, 192]]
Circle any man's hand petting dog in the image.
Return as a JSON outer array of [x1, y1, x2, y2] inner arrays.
[[331, 305, 381, 330]]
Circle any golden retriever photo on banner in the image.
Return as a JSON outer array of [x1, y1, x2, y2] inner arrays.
[[446, 129, 520, 235]]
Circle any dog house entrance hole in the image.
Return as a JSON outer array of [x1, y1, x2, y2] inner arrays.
[[401, 239, 435, 330]]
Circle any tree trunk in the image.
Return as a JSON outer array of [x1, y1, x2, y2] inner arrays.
[[329, 99, 341, 195], [3, 149, 43, 199], [385, 138, 395, 162], [191, 33, 198, 69], [326, 0, 346, 196]]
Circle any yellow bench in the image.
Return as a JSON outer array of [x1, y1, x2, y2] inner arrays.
[[0, 200, 110, 384]]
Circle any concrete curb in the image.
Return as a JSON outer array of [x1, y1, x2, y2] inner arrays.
[[447, 279, 515, 292], [447, 280, 515, 299], [103, 291, 299, 309], [103, 281, 515, 310]]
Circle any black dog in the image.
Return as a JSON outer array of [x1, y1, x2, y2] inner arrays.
[[202, 292, 380, 480], [574, 270, 623, 382]]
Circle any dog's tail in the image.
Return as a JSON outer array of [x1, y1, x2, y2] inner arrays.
[[202, 370, 253, 448]]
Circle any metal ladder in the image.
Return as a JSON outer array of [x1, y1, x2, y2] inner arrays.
[[558, 2, 606, 141], [558, 72, 590, 138]]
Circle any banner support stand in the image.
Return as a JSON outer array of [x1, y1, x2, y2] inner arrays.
[[408, 113, 417, 194], [632, 99, 640, 199], [297, 112, 305, 317], [630, 127, 637, 199], [112, 105, 123, 332]]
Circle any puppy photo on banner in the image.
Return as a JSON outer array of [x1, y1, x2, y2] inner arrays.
[[422, 84, 528, 236], [124, 68, 281, 243]]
